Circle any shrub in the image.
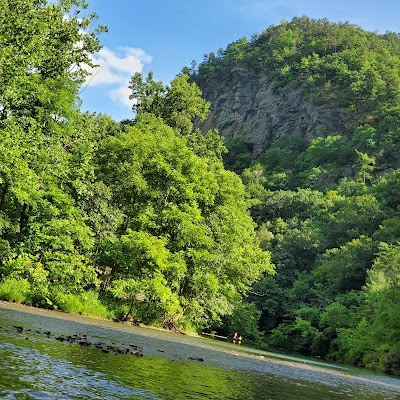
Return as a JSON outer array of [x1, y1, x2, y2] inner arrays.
[[268, 317, 323, 355], [0, 277, 32, 304], [383, 347, 400, 376], [51, 290, 110, 319]]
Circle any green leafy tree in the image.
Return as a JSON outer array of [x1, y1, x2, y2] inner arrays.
[[129, 72, 209, 135], [0, 0, 104, 124], [223, 136, 253, 174], [320, 193, 382, 247], [353, 150, 375, 184], [0, 0, 104, 306], [96, 114, 273, 328], [312, 236, 375, 299], [337, 243, 400, 370]]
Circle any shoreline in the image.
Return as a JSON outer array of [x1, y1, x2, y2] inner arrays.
[[1, 299, 400, 392], [0, 299, 196, 336]]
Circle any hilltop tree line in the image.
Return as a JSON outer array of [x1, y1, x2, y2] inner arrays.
[[193, 17, 400, 374]]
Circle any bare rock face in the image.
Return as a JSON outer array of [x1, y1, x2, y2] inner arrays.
[[196, 68, 349, 157]]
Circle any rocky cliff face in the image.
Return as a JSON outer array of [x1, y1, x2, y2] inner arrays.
[[196, 68, 350, 157]]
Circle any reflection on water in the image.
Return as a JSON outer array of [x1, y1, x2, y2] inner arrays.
[[1, 342, 149, 399], [0, 302, 400, 400]]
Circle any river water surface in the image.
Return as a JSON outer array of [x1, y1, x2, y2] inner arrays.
[[0, 301, 399, 399]]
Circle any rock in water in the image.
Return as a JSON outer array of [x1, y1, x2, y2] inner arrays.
[[188, 356, 204, 362]]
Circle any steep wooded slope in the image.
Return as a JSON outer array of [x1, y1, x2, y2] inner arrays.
[[189, 17, 400, 375]]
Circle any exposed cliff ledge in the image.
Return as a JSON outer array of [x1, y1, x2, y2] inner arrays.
[[196, 68, 350, 157]]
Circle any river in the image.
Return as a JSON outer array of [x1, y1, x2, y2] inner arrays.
[[0, 301, 399, 399]]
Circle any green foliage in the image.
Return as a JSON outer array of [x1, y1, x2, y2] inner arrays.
[[101, 230, 184, 324], [268, 317, 324, 355], [95, 113, 273, 328], [337, 319, 375, 364], [223, 136, 253, 174], [352, 125, 377, 151], [373, 217, 400, 243], [187, 15, 400, 374], [0, 0, 103, 307], [0, 0, 104, 124], [319, 194, 382, 247], [368, 242, 400, 291], [129, 72, 209, 136], [0, 277, 32, 304], [254, 188, 326, 223], [371, 169, 400, 210], [3, 4, 400, 377], [353, 150, 375, 184], [303, 135, 353, 165], [336, 178, 367, 197], [320, 302, 356, 331], [297, 135, 354, 189], [248, 169, 400, 370], [313, 236, 375, 297], [261, 133, 305, 190], [383, 347, 400, 375], [186, 129, 227, 161], [240, 164, 268, 205], [52, 291, 110, 318], [226, 302, 264, 343]]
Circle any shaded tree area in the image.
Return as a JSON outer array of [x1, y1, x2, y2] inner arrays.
[[193, 17, 400, 375], [240, 162, 400, 374]]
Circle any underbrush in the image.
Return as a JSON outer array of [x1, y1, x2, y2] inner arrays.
[[52, 291, 111, 319], [0, 278, 112, 320], [0, 277, 32, 304]]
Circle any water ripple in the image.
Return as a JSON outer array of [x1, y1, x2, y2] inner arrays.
[[0, 341, 160, 400]]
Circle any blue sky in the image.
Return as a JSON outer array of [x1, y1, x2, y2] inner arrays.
[[79, 0, 400, 121]]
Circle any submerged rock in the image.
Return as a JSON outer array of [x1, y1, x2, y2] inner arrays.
[[188, 356, 204, 362], [12, 326, 24, 332], [130, 349, 143, 357], [7, 325, 144, 357]]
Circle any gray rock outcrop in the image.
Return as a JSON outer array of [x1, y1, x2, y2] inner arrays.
[[196, 68, 350, 157]]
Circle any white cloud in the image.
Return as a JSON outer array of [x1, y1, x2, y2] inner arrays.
[[109, 86, 135, 109], [84, 46, 152, 108]]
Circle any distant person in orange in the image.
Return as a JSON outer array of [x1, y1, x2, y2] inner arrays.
[[238, 335, 243, 345]]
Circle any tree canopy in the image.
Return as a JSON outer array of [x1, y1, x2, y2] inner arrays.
[[0, 0, 272, 334]]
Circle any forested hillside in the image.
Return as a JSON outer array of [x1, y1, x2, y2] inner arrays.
[[192, 17, 400, 375], [0, 1, 272, 333], [2, 1, 400, 377]]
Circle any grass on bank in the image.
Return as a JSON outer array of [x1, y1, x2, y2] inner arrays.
[[0, 277, 111, 319]]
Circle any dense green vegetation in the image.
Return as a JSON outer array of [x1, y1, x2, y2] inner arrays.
[[1, 1, 400, 377], [0, 0, 272, 333], [193, 17, 400, 375]]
